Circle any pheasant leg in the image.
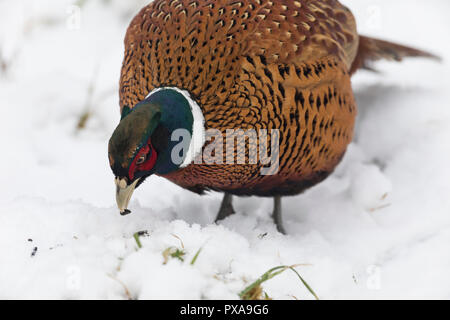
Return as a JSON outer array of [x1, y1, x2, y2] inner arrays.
[[215, 193, 235, 222], [272, 196, 286, 234]]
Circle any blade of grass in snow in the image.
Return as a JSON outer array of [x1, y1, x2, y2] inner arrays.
[[239, 265, 318, 300], [163, 247, 186, 264], [288, 266, 319, 300], [133, 232, 143, 249], [190, 247, 203, 265], [133, 231, 148, 249]]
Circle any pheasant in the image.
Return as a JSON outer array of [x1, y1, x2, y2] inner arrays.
[[109, 0, 438, 233]]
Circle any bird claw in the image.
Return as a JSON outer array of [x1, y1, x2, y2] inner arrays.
[[120, 209, 132, 216]]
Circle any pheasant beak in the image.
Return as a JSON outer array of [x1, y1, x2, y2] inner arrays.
[[115, 177, 140, 216]]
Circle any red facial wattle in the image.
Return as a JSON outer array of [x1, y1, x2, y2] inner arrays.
[[128, 139, 158, 181]]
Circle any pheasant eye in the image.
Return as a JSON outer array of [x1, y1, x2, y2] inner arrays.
[[136, 155, 146, 165]]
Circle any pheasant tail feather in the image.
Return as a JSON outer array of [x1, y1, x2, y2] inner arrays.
[[350, 35, 441, 74]]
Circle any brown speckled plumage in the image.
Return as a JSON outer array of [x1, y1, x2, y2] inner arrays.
[[119, 0, 435, 197]]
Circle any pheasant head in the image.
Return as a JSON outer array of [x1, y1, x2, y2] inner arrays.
[[108, 88, 203, 215]]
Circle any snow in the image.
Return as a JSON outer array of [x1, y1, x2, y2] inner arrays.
[[0, 0, 449, 300]]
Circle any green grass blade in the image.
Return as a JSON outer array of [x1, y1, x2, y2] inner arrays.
[[133, 232, 143, 249], [288, 266, 319, 300], [239, 265, 319, 300], [190, 248, 203, 265]]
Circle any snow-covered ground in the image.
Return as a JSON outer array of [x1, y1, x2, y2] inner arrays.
[[0, 0, 449, 300]]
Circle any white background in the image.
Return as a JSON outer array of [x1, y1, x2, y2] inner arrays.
[[0, 0, 449, 299]]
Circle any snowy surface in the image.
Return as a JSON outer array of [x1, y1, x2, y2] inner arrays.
[[0, 0, 449, 300]]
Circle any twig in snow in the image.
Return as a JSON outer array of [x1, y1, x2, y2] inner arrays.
[[171, 233, 185, 249], [107, 274, 133, 300], [369, 203, 392, 213]]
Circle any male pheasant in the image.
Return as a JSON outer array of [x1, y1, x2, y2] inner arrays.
[[109, 0, 437, 233]]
